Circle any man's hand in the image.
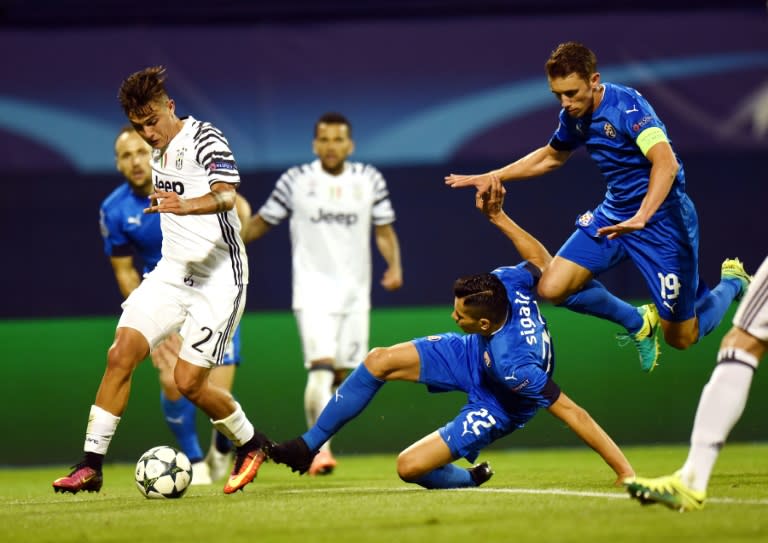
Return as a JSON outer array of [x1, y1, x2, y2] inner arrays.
[[144, 190, 193, 215], [445, 172, 493, 194], [380, 267, 403, 291], [475, 174, 506, 219], [597, 216, 646, 239]]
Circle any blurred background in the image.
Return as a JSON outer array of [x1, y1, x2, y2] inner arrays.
[[1, 0, 765, 317], [0, 1, 765, 463]]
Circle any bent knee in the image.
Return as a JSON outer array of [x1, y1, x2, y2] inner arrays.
[[536, 278, 568, 305], [396, 452, 423, 482], [363, 347, 391, 379], [106, 343, 145, 373], [663, 331, 696, 350]]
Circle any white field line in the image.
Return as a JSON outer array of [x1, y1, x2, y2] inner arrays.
[[275, 485, 768, 505]]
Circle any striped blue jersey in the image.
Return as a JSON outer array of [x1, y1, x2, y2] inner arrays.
[[549, 82, 687, 221]]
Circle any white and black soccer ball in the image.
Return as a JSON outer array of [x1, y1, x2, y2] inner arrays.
[[135, 445, 192, 499]]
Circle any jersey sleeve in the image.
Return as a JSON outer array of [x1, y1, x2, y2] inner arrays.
[[547, 110, 582, 151], [619, 95, 669, 157], [367, 164, 396, 226], [491, 262, 538, 290], [501, 361, 553, 406], [194, 123, 240, 186], [257, 167, 297, 225], [99, 206, 130, 258]]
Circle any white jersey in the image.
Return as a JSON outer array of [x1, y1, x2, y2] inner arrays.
[[258, 159, 395, 312], [151, 116, 248, 286]]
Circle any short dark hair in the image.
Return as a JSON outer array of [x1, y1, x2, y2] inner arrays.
[[453, 273, 508, 324], [118, 66, 169, 118], [545, 42, 597, 82], [314, 112, 351, 137]]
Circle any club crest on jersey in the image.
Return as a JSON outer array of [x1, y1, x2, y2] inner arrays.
[[483, 351, 492, 368], [578, 210, 594, 227], [603, 122, 616, 138], [175, 148, 186, 170]]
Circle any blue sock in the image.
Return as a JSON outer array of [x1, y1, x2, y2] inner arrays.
[[302, 364, 384, 452], [695, 279, 740, 341], [413, 464, 474, 489], [559, 280, 643, 333], [160, 393, 204, 463]]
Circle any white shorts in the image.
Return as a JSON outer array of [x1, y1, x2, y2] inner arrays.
[[118, 272, 246, 368], [733, 256, 768, 342], [294, 308, 369, 369]]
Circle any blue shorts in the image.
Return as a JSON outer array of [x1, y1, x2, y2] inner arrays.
[[221, 325, 241, 366], [413, 333, 545, 463], [557, 195, 703, 322]]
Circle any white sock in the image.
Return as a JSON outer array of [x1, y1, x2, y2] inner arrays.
[[681, 351, 757, 492], [211, 402, 254, 448], [305, 367, 335, 452], [84, 405, 121, 455], [304, 367, 334, 427]]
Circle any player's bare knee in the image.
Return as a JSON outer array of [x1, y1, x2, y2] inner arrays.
[[396, 452, 422, 482], [363, 347, 391, 378], [536, 278, 567, 305], [174, 375, 202, 401], [106, 342, 143, 374], [663, 331, 695, 350]]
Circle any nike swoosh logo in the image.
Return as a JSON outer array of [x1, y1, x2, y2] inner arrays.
[[225, 451, 265, 492]]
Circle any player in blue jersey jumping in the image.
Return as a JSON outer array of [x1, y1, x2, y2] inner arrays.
[[446, 42, 750, 373], [269, 176, 635, 488], [98, 126, 249, 484]]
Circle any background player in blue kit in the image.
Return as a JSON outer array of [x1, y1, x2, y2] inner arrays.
[[446, 42, 750, 373], [269, 176, 635, 488], [99, 126, 249, 484]]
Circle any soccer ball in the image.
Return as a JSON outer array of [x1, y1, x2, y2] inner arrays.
[[135, 446, 192, 499]]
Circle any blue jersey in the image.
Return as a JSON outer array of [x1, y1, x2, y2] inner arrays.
[[413, 261, 559, 462], [99, 183, 161, 275], [481, 263, 555, 413], [549, 82, 687, 221]]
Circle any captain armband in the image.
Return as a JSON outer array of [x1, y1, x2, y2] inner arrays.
[[636, 127, 668, 156]]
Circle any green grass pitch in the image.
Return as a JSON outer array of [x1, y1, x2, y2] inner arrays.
[[3, 444, 767, 543]]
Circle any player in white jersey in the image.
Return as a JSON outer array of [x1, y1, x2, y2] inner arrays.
[[626, 256, 764, 511], [246, 112, 403, 475], [54, 66, 270, 496]]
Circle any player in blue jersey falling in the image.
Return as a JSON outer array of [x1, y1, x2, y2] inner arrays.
[[270, 176, 635, 488], [98, 126, 248, 484], [446, 42, 750, 373]]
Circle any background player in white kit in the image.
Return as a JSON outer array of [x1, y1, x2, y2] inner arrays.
[[246, 112, 403, 475], [626, 256, 765, 511], [54, 66, 270, 495]]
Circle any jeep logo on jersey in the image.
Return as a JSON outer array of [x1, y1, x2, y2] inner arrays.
[[155, 178, 186, 195], [310, 208, 358, 226]]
